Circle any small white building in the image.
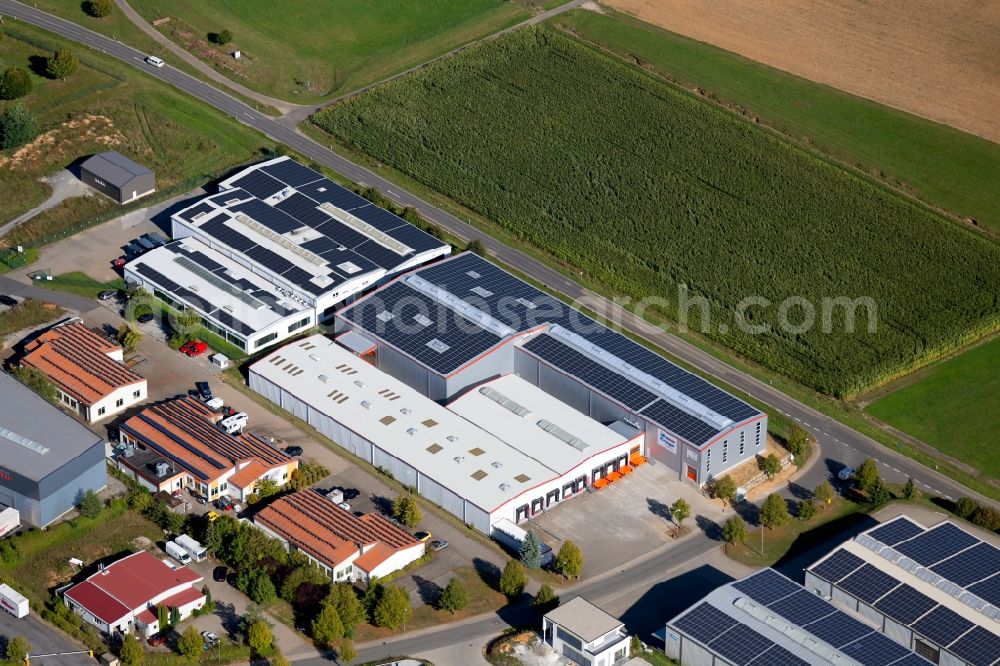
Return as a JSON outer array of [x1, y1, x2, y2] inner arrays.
[[543, 597, 631, 666]]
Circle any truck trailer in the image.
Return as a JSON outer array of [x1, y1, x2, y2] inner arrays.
[[0, 507, 19, 539], [174, 534, 207, 562], [491, 518, 553, 566], [0, 584, 29, 618]]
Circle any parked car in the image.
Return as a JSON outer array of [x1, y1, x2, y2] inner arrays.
[[97, 289, 118, 301], [112, 257, 127, 269], [213, 566, 228, 582], [337, 502, 351, 512], [284, 445, 303, 457], [430, 540, 448, 552], [180, 340, 208, 357], [147, 634, 167, 647], [838, 467, 855, 481], [414, 531, 432, 542], [341, 488, 360, 500], [137, 313, 156, 324], [196, 381, 213, 401], [215, 497, 234, 511], [226, 572, 238, 588], [201, 631, 219, 645], [207, 510, 220, 522], [0, 295, 17, 307]]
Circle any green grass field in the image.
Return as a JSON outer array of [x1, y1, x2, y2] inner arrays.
[[0, 22, 264, 235], [555, 10, 1000, 237], [128, 0, 549, 101], [866, 337, 1000, 478], [313, 28, 1000, 398]]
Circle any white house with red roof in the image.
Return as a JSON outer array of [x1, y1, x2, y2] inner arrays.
[[63, 550, 205, 638]]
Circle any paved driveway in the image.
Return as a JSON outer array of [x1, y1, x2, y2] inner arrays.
[[0, 612, 93, 666]]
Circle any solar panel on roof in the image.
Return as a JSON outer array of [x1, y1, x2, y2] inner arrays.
[[811, 549, 866, 583], [890, 655, 933, 666], [873, 584, 937, 625], [931, 543, 1000, 587], [912, 605, 974, 647], [768, 590, 836, 625], [868, 517, 926, 546], [640, 398, 722, 446], [275, 193, 335, 228], [232, 169, 285, 200], [839, 632, 912, 666], [182, 202, 214, 222], [354, 239, 410, 269], [747, 645, 810, 666], [351, 204, 406, 232], [895, 523, 979, 566], [948, 626, 1000, 666], [214, 310, 255, 337], [672, 602, 737, 644], [804, 611, 873, 648], [731, 569, 800, 606], [260, 159, 324, 188], [838, 564, 902, 604], [234, 200, 302, 235], [968, 574, 1000, 608], [708, 624, 773, 665], [296, 181, 370, 211]]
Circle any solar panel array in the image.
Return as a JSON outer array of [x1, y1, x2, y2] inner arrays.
[[670, 569, 930, 666], [177, 158, 446, 298], [341, 252, 763, 445], [807, 518, 1000, 665]]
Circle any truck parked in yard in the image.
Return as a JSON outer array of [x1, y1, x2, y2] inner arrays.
[[0, 583, 29, 618], [174, 534, 207, 562], [0, 507, 19, 538], [491, 518, 553, 566]]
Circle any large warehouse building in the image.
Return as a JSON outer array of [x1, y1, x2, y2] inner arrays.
[[155, 156, 449, 334], [0, 373, 107, 527], [249, 334, 642, 532], [334, 252, 766, 486], [666, 568, 932, 666], [806, 516, 1000, 666]]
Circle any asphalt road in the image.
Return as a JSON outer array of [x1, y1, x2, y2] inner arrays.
[[0, 612, 93, 666]]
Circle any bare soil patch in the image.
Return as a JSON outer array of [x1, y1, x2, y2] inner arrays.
[[602, 0, 1000, 142]]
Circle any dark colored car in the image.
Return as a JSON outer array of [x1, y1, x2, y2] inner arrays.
[[196, 381, 213, 401], [226, 572, 239, 588], [284, 445, 303, 457], [137, 313, 156, 324], [213, 566, 228, 582], [0, 295, 19, 307], [147, 634, 167, 647], [341, 488, 360, 500]]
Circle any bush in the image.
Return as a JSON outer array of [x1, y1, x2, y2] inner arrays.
[[870, 479, 891, 506], [854, 458, 880, 494], [338, 640, 356, 664], [177, 627, 203, 660], [713, 476, 737, 504], [78, 489, 103, 519], [903, 477, 916, 500], [554, 540, 584, 578], [531, 584, 559, 613], [119, 633, 143, 666], [247, 619, 273, 655], [971, 505, 1000, 532], [6, 636, 30, 662], [117, 324, 142, 352], [954, 497, 978, 519], [499, 559, 526, 597], [0, 105, 38, 150], [437, 577, 468, 613], [813, 481, 834, 506], [249, 571, 277, 604], [214, 29, 234, 45], [83, 0, 113, 18], [45, 49, 80, 79], [0, 67, 32, 100], [466, 239, 486, 256], [11, 365, 58, 404], [797, 498, 817, 521]]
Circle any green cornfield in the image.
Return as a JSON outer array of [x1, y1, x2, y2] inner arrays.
[[314, 28, 1000, 397]]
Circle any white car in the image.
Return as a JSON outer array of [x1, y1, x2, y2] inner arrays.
[[338, 502, 350, 512], [201, 631, 219, 644], [145, 55, 165, 68]]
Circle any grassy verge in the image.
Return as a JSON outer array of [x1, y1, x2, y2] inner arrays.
[[36, 271, 124, 299], [639, 650, 679, 666], [0, 298, 64, 337]]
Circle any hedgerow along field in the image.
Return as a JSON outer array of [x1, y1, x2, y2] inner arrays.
[[313, 28, 1000, 398], [127, 0, 549, 101]]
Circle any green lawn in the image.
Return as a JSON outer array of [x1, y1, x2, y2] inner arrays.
[[0, 298, 63, 337], [314, 27, 1000, 398], [554, 10, 1000, 236], [867, 337, 1000, 478], [37, 272, 124, 299], [127, 0, 548, 101]]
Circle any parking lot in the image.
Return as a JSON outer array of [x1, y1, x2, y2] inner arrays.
[[0, 612, 93, 666]]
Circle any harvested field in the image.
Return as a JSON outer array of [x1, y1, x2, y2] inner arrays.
[[602, 0, 1000, 143]]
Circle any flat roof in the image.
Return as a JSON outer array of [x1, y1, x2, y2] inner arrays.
[[81, 151, 152, 187], [808, 516, 1000, 663], [448, 374, 632, 475], [545, 596, 623, 643], [669, 568, 931, 666], [126, 237, 310, 338], [249, 334, 557, 512], [338, 252, 764, 447], [0, 372, 105, 482], [173, 157, 448, 299]]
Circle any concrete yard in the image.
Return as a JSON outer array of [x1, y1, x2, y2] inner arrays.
[[0, 612, 93, 666]]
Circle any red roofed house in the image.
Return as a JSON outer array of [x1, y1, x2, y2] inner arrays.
[[116, 397, 297, 503], [254, 490, 425, 583], [20, 321, 147, 423], [64, 550, 205, 638]]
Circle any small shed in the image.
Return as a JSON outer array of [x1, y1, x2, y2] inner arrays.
[[80, 151, 156, 205]]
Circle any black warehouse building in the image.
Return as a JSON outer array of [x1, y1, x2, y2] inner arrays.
[[80, 151, 156, 204], [0, 373, 107, 527]]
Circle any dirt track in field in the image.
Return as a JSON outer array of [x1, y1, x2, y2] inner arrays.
[[602, 0, 1000, 143]]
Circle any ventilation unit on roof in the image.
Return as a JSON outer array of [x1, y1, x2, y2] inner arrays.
[[453, 456, 465, 464], [447, 435, 458, 442], [318, 375, 330, 383], [154, 462, 170, 478], [499, 483, 509, 492], [354, 380, 366, 388], [536, 419, 590, 452], [491, 462, 503, 469], [361, 400, 372, 409], [400, 408, 412, 415], [479, 386, 530, 416], [407, 428, 418, 436], [405, 275, 516, 338], [309, 354, 323, 362]]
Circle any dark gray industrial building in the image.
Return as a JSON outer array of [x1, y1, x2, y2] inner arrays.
[[0, 373, 107, 527], [80, 151, 155, 204]]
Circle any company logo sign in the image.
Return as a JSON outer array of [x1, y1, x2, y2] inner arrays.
[[657, 429, 677, 454], [0, 467, 11, 482]]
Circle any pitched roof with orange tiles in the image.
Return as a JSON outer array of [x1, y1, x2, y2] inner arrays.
[[119, 397, 293, 483], [255, 490, 420, 572], [229, 460, 270, 490], [22, 322, 144, 407]]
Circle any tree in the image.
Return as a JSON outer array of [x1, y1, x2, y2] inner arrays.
[[157, 604, 169, 632], [760, 493, 790, 529], [532, 584, 559, 613], [714, 476, 738, 505], [247, 619, 273, 654], [437, 577, 468, 613], [854, 458, 880, 494], [215, 29, 234, 45], [251, 478, 280, 502], [971, 505, 1000, 532], [249, 571, 277, 604], [870, 479, 891, 506], [391, 494, 421, 528], [785, 424, 808, 459], [630, 635, 642, 656], [813, 481, 834, 506], [0, 67, 32, 100], [519, 530, 542, 569], [797, 498, 817, 521], [722, 515, 748, 545], [6, 636, 30, 663], [554, 540, 584, 578], [372, 585, 411, 630], [954, 497, 979, 519], [325, 583, 365, 636], [903, 477, 917, 500], [339, 640, 356, 664], [177, 626, 203, 661], [12, 365, 58, 404], [761, 453, 782, 479], [84, 0, 114, 17], [361, 578, 382, 620], [169, 606, 180, 628], [173, 308, 201, 337], [466, 239, 486, 256], [120, 632, 143, 666], [117, 324, 142, 352], [499, 559, 527, 597], [0, 105, 38, 150], [670, 498, 691, 527], [311, 604, 344, 647], [203, 585, 212, 606], [270, 653, 290, 666], [45, 49, 79, 79]]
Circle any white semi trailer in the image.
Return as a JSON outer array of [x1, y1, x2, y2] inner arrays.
[[0, 583, 29, 618], [0, 507, 19, 539]]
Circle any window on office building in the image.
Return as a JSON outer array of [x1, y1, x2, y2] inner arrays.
[[722, 441, 728, 464], [133, 390, 141, 399], [255, 332, 278, 349], [98, 406, 106, 416], [706, 449, 711, 472], [116, 398, 124, 407], [755, 422, 762, 447], [288, 317, 310, 333], [740, 431, 745, 456]]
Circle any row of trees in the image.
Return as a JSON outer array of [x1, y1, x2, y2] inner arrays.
[[0, 48, 80, 101]]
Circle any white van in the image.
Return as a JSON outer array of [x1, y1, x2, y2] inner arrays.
[[218, 412, 248, 435], [174, 534, 207, 562], [165, 540, 191, 565], [145, 56, 165, 68]]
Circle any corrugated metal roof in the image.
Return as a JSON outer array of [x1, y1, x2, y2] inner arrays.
[[81, 151, 152, 187]]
